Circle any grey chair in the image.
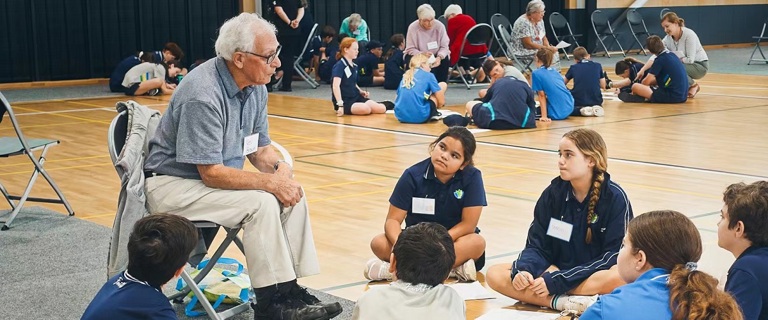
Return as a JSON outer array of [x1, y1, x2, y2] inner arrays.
[[748, 17, 768, 65], [437, 15, 447, 27], [549, 12, 582, 60], [659, 8, 671, 20], [0, 91, 74, 230], [452, 23, 494, 89], [107, 103, 292, 319], [627, 9, 650, 55], [294, 23, 320, 89], [491, 13, 534, 74], [591, 10, 626, 57]]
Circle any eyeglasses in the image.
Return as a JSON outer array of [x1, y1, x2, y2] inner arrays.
[[243, 45, 282, 64]]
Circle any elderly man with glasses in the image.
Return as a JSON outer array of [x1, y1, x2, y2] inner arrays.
[[143, 13, 341, 320]]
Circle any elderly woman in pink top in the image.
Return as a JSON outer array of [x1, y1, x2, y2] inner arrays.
[[404, 4, 451, 83]]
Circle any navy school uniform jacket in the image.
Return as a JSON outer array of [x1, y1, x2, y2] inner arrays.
[[81, 271, 176, 320], [512, 172, 633, 295], [389, 158, 487, 230], [479, 77, 537, 129], [725, 246, 768, 320], [384, 48, 405, 90]]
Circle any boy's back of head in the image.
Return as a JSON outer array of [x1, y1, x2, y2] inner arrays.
[[393, 222, 455, 287], [723, 181, 768, 247], [572, 46, 588, 62], [127, 214, 198, 288]]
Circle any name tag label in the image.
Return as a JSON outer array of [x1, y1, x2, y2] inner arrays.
[[547, 218, 573, 242], [412, 197, 436, 215], [243, 133, 259, 156]]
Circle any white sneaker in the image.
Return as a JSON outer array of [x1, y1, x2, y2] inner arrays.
[[591, 105, 605, 117], [560, 295, 598, 314], [579, 106, 594, 116], [448, 259, 477, 282], [363, 258, 392, 281]]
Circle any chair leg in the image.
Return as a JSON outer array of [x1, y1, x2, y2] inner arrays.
[[596, 35, 611, 57], [293, 62, 319, 89], [611, 34, 626, 57], [0, 182, 17, 210], [748, 40, 767, 64]]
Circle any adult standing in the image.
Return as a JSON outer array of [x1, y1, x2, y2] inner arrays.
[[661, 12, 708, 98], [143, 13, 341, 320], [510, 0, 557, 57], [271, 0, 304, 92], [404, 4, 451, 83]]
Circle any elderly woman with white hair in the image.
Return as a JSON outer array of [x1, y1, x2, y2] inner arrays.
[[510, 0, 557, 57], [340, 13, 369, 42], [404, 4, 451, 83]]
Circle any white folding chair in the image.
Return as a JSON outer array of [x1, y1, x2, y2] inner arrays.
[[294, 23, 320, 89], [748, 17, 768, 65], [0, 91, 74, 230], [107, 103, 295, 319]]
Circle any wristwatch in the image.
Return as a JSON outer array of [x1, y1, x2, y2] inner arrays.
[[274, 159, 291, 171]]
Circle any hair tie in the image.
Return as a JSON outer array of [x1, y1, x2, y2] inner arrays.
[[684, 262, 697, 271]]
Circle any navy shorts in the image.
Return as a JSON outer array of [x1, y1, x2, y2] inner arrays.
[[471, 102, 519, 130], [124, 83, 140, 96], [650, 87, 686, 103], [335, 95, 369, 115]]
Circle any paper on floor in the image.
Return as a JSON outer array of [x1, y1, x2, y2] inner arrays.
[[475, 309, 560, 320], [445, 281, 495, 301]]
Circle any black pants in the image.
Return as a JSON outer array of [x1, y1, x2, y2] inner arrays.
[[277, 34, 302, 90], [404, 54, 450, 83]]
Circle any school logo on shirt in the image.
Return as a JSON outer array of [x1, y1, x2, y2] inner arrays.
[[454, 189, 464, 199]]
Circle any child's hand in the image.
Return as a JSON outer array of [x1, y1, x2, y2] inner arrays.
[[538, 117, 551, 122], [336, 107, 344, 117], [635, 70, 645, 81], [361, 90, 370, 98], [512, 271, 535, 290], [530, 277, 550, 297]]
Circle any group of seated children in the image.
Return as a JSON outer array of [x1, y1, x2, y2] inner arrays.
[[331, 38, 393, 116], [109, 42, 186, 97]]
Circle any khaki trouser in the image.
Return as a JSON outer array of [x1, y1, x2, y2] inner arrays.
[[145, 175, 320, 288], [685, 60, 709, 84]]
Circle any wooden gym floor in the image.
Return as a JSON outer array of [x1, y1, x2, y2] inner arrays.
[[1, 71, 766, 319]]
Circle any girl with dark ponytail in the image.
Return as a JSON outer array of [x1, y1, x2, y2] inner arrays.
[[486, 128, 633, 314], [581, 210, 743, 320]]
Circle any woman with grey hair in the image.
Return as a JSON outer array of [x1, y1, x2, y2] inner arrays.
[[404, 4, 451, 82], [510, 0, 557, 57], [340, 13, 369, 42]]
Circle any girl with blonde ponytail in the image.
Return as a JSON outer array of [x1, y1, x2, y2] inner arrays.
[[581, 210, 743, 320], [486, 128, 633, 314], [393, 53, 448, 123]]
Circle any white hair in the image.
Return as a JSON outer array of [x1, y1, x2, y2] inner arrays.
[[526, 0, 546, 15], [444, 4, 462, 18], [348, 13, 362, 28], [416, 4, 435, 20], [214, 12, 277, 61]]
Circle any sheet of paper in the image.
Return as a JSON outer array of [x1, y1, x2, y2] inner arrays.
[[475, 309, 560, 320], [385, 110, 395, 114], [555, 41, 571, 49], [468, 128, 490, 134], [445, 281, 495, 301]]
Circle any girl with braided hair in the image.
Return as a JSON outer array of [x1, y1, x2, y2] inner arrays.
[[487, 128, 633, 314], [581, 210, 743, 320]]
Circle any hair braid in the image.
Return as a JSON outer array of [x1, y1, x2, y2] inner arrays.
[[585, 172, 604, 244]]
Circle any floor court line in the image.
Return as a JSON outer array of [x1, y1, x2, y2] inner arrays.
[[273, 115, 768, 180], [13, 107, 114, 116]]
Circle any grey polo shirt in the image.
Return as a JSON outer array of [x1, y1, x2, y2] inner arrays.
[[144, 57, 271, 180]]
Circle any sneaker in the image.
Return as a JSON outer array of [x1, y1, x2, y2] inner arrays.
[[290, 286, 343, 319], [363, 258, 392, 281], [448, 259, 477, 282], [252, 294, 329, 320], [146, 88, 160, 96], [618, 92, 645, 103], [579, 106, 594, 116], [559, 295, 598, 315], [380, 100, 395, 110], [591, 105, 605, 117], [430, 111, 443, 121]]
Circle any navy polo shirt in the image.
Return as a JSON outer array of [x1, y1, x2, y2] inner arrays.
[[318, 43, 339, 83], [81, 271, 176, 320], [648, 51, 688, 103], [389, 158, 487, 230], [356, 52, 379, 86], [109, 55, 141, 92], [565, 60, 604, 107], [725, 246, 768, 320], [331, 57, 361, 105], [627, 62, 645, 83], [384, 49, 405, 89]]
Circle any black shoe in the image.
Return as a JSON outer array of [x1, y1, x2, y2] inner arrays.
[[380, 100, 395, 111], [618, 92, 646, 103], [252, 295, 329, 320], [290, 286, 343, 319], [278, 87, 293, 92]]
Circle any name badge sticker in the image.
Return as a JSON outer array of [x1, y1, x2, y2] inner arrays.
[[546, 218, 573, 242], [412, 197, 436, 215], [243, 133, 260, 156]]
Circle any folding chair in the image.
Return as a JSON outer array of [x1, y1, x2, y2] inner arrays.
[[748, 17, 768, 65], [549, 12, 582, 60], [490, 13, 534, 74], [452, 23, 494, 89], [626, 9, 650, 55], [659, 8, 671, 20], [294, 23, 320, 89], [437, 15, 447, 27], [107, 105, 294, 319], [0, 91, 74, 230], [591, 10, 626, 58]]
